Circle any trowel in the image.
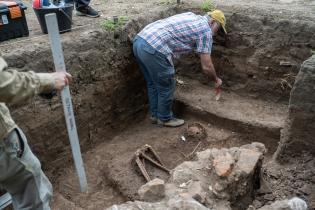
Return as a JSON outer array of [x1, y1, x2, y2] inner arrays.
[[215, 87, 221, 101]]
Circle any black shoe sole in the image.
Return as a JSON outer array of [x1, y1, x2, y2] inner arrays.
[[76, 11, 100, 18]]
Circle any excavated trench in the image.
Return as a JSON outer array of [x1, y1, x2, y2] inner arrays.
[[2, 5, 315, 210]]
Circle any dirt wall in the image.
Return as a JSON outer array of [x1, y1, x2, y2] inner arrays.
[[176, 8, 315, 103], [2, 7, 183, 181]]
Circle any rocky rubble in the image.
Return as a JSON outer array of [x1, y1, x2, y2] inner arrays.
[[107, 142, 266, 210]]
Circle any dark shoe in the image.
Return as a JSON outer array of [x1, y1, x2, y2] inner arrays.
[[76, 6, 100, 18], [157, 118, 185, 127]]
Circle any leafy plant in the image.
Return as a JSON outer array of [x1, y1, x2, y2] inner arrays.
[[200, 0, 215, 12], [101, 16, 128, 31]]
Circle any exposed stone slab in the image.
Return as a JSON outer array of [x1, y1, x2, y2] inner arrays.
[[138, 178, 165, 202]]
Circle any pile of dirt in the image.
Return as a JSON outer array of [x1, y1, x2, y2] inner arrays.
[[254, 154, 315, 209]]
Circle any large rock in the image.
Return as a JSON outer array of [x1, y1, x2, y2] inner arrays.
[[138, 178, 165, 202], [253, 197, 308, 210], [275, 55, 315, 162], [235, 148, 262, 175]]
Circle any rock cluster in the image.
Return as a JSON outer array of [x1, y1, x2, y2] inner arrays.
[[107, 142, 266, 210]]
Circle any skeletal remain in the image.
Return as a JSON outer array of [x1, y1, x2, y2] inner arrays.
[[134, 144, 170, 182]]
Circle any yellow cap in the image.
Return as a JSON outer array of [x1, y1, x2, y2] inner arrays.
[[208, 9, 227, 34]]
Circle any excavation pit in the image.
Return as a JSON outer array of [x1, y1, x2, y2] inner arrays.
[[1, 1, 315, 209]]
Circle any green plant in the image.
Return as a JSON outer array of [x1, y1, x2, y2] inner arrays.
[[101, 16, 128, 31], [200, 0, 215, 12], [311, 49, 315, 55]]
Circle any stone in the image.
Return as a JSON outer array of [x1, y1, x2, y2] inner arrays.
[[257, 197, 307, 210], [263, 193, 275, 201], [235, 148, 262, 175], [196, 149, 213, 163], [241, 142, 266, 154], [252, 199, 263, 208], [138, 178, 165, 202], [167, 197, 210, 210], [288, 197, 308, 210], [170, 161, 203, 184], [186, 181, 207, 204], [212, 151, 235, 177]]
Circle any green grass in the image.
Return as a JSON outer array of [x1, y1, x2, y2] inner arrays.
[[200, 0, 215, 12], [101, 16, 128, 32]]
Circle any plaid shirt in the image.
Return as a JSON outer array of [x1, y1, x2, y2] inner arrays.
[[138, 12, 213, 63]]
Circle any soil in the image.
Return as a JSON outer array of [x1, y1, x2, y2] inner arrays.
[[51, 111, 277, 209], [1, 0, 315, 209], [254, 154, 315, 209]]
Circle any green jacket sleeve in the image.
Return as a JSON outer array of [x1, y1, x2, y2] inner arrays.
[[0, 57, 55, 104]]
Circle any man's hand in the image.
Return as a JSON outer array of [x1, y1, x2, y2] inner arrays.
[[52, 72, 72, 91], [215, 77, 222, 88]]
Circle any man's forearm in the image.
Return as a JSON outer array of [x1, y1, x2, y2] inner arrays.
[[200, 53, 218, 81], [202, 62, 218, 81], [0, 58, 55, 104]]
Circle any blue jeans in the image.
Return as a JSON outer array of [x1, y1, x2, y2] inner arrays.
[[133, 36, 175, 121]]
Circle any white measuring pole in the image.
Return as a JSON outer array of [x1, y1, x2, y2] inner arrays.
[[0, 193, 12, 209], [45, 13, 87, 192]]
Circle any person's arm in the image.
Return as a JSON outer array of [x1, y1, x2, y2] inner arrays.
[[0, 57, 71, 104], [200, 53, 217, 81], [200, 53, 222, 87], [196, 30, 222, 88]]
